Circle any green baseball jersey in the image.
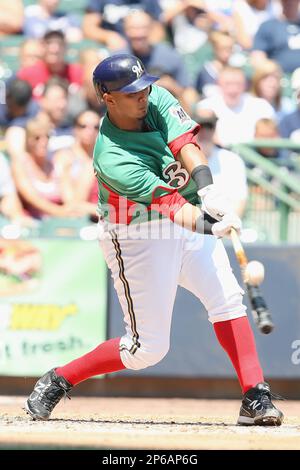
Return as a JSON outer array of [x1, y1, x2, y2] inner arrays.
[[93, 85, 199, 224]]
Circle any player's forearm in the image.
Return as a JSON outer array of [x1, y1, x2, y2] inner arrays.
[[173, 203, 213, 234], [177, 143, 208, 175]]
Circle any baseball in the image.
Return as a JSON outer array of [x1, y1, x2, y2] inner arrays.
[[244, 261, 265, 286]]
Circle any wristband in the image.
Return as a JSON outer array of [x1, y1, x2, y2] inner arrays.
[[191, 165, 213, 191], [195, 212, 218, 235]]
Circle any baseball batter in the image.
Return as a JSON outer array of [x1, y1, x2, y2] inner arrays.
[[25, 54, 283, 426]]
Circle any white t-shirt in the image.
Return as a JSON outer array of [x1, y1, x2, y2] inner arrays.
[[0, 153, 15, 199], [198, 92, 275, 146], [233, 0, 280, 38], [207, 146, 248, 208]]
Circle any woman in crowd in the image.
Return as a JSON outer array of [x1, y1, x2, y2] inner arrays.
[[251, 59, 295, 121], [12, 117, 88, 219], [53, 110, 100, 217]]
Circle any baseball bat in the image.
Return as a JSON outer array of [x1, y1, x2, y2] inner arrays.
[[230, 228, 274, 334]]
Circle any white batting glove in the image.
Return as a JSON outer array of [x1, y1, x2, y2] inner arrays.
[[211, 212, 242, 238], [198, 184, 234, 221]]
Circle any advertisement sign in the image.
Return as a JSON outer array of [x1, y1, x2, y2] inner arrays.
[[0, 239, 107, 376]]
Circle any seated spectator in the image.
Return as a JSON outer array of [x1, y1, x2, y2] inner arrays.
[[162, 1, 211, 54], [1, 79, 40, 161], [251, 59, 296, 120], [0, 152, 34, 226], [68, 48, 107, 120], [195, 30, 235, 97], [123, 10, 198, 113], [53, 110, 100, 216], [39, 77, 74, 152], [196, 66, 275, 147], [19, 39, 45, 69], [18, 30, 83, 100], [0, 79, 40, 131], [11, 118, 85, 220], [255, 118, 285, 159], [6, 78, 74, 161], [195, 108, 248, 217], [24, 0, 82, 43], [279, 87, 300, 142], [232, 0, 279, 50], [252, 0, 300, 74], [0, 0, 23, 36], [83, 0, 164, 51]]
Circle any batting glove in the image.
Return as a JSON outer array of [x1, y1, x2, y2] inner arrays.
[[198, 184, 234, 221], [211, 212, 242, 238]]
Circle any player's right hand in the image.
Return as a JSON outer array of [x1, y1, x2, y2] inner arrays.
[[211, 212, 242, 238]]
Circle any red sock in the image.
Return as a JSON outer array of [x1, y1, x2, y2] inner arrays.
[[213, 317, 264, 394], [55, 337, 125, 386]]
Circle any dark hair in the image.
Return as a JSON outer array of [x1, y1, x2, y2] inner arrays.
[[6, 78, 32, 107], [42, 77, 69, 96], [43, 29, 65, 42]]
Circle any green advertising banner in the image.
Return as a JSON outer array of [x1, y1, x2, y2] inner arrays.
[[0, 238, 107, 376]]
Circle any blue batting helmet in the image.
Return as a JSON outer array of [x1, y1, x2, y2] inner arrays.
[[93, 54, 159, 98]]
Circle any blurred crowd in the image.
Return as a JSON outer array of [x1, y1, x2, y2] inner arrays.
[[0, 0, 300, 226]]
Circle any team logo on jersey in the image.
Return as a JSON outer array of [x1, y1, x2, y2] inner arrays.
[[169, 105, 191, 125], [163, 161, 190, 189], [132, 60, 144, 78]]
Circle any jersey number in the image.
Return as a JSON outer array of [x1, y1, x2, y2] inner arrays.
[[163, 161, 190, 189]]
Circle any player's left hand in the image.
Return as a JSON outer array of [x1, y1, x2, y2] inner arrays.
[[198, 184, 234, 221], [211, 212, 242, 238]]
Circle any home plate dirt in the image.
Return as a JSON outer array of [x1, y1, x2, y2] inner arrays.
[[0, 397, 300, 450]]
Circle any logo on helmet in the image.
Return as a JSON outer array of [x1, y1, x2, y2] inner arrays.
[[132, 61, 143, 78]]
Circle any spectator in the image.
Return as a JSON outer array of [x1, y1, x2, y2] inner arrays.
[[232, 0, 280, 50], [0, 0, 23, 36], [195, 30, 235, 97], [18, 30, 83, 100], [1, 79, 40, 162], [83, 0, 164, 51], [0, 79, 39, 131], [279, 87, 300, 142], [196, 66, 275, 146], [255, 117, 285, 159], [11, 118, 83, 220], [0, 152, 34, 226], [68, 49, 108, 119], [39, 77, 74, 152], [53, 110, 100, 216], [123, 10, 198, 113], [252, 0, 300, 73], [251, 59, 296, 120], [195, 108, 248, 217], [162, 1, 211, 54], [24, 0, 82, 43], [19, 39, 45, 69]]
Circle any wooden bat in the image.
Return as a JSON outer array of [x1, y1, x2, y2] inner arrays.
[[230, 228, 274, 334]]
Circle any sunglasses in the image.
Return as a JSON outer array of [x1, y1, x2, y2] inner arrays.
[[76, 123, 99, 130], [200, 122, 217, 130]]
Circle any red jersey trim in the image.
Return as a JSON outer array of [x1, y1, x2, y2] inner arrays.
[[168, 124, 201, 159], [151, 190, 188, 222], [102, 182, 187, 224]]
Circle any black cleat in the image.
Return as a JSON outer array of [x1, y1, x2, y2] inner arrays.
[[237, 382, 284, 426], [25, 369, 72, 421]]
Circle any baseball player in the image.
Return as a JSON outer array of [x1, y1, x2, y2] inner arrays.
[[25, 54, 283, 426]]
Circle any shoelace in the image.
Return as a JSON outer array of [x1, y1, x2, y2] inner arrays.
[[260, 390, 285, 406], [39, 382, 71, 411]]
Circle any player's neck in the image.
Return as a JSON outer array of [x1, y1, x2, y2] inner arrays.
[[108, 113, 145, 132]]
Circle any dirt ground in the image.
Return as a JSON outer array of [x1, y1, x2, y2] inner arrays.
[[0, 396, 300, 450]]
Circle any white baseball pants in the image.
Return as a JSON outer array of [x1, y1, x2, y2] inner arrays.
[[99, 219, 246, 371]]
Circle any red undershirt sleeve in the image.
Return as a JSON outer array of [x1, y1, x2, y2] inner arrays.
[[168, 124, 201, 159]]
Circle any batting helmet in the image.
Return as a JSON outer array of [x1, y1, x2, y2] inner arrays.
[[93, 54, 159, 98]]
